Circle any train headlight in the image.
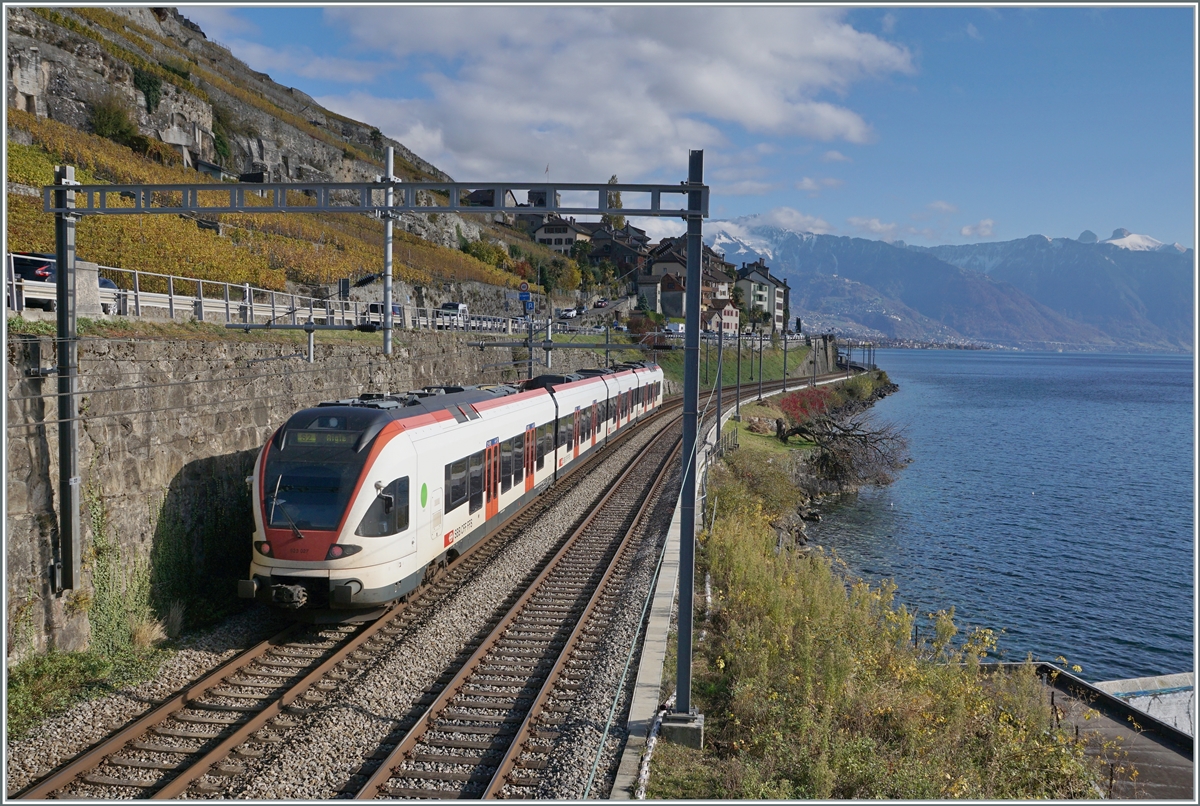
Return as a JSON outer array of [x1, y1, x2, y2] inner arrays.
[[326, 544, 363, 560], [254, 541, 272, 556]]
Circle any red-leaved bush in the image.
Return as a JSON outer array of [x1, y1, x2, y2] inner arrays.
[[780, 387, 832, 425]]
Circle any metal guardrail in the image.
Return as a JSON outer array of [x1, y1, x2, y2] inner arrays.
[[6, 254, 527, 333]]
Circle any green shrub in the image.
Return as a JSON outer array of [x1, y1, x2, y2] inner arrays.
[[132, 67, 162, 113], [88, 93, 138, 144], [159, 58, 191, 81]]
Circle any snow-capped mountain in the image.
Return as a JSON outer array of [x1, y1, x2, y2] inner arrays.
[[699, 212, 1192, 351], [1100, 228, 1188, 253], [702, 214, 1112, 348]]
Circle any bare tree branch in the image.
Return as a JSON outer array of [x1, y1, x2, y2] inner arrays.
[[782, 410, 909, 488]]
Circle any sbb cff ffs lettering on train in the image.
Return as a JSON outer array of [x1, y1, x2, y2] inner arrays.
[[238, 362, 665, 619]]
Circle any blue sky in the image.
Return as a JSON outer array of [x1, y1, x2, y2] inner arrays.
[[178, 5, 1196, 248]]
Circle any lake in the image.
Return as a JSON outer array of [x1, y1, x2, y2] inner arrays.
[[804, 349, 1194, 683]]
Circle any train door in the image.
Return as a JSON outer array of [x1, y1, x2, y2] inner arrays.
[[524, 424, 536, 493], [431, 488, 444, 551], [485, 440, 500, 519], [573, 408, 580, 460]]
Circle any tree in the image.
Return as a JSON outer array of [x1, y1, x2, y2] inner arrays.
[[782, 410, 909, 488], [598, 258, 616, 287], [601, 175, 626, 230], [570, 239, 592, 264]]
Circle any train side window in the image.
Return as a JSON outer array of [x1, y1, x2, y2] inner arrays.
[[500, 438, 513, 493], [514, 432, 525, 479], [445, 459, 468, 513], [567, 416, 575, 449], [468, 451, 484, 513], [536, 424, 547, 470], [355, 477, 409, 537]]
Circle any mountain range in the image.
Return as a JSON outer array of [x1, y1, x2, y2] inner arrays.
[[705, 216, 1193, 351]]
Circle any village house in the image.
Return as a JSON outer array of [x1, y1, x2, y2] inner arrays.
[[637, 275, 662, 314], [660, 272, 687, 318], [735, 258, 790, 333], [702, 297, 740, 335], [645, 235, 736, 279], [531, 216, 592, 256]]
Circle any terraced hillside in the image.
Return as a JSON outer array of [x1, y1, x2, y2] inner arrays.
[[6, 7, 571, 296]]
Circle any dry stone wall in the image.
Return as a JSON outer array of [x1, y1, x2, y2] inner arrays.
[[5, 331, 608, 660]]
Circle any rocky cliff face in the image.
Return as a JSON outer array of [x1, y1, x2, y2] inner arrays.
[[5, 7, 449, 183]]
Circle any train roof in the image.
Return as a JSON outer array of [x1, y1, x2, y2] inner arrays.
[[275, 385, 531, 452]]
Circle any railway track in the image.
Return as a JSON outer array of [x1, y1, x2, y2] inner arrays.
[[13, 372, 838, 799]]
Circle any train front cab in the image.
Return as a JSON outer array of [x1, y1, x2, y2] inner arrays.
[[241, 408, 427, 617]]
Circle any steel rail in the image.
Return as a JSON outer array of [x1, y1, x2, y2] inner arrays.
[[354, 420, 682, 799], [10, 622, 302, 799]]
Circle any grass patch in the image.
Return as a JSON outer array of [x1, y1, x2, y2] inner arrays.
[[656, 342, 809, 389], [6, 647, 170, 741]]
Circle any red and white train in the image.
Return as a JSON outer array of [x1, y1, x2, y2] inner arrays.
[[238, 361, 664, 618]]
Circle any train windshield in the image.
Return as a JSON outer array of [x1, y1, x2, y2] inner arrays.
[[263, 416, 371, 531]]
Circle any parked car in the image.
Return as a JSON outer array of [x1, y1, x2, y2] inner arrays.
[[8, 253, 117, 312], [367, 302, 402, 316], [593, 298, 608, 308], [557, 308, 577, 319], [575, 304, 586, 315], [438, 301, 469, 328]]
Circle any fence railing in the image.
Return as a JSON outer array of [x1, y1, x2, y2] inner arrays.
[[6, 254, 526, 334]]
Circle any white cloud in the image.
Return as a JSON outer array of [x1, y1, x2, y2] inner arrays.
[[821, 150, 852, 163], [628, 216, 687, 243], [961, 218, 996, 237], [881, 13, 897, 35], [761, 207, 833, 233], [315, 7, 910, 181], [796, 176, 844, 196], [928, 200, 958, 213], [966, 23, 982, 40], [848, 216, 899, 240]]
